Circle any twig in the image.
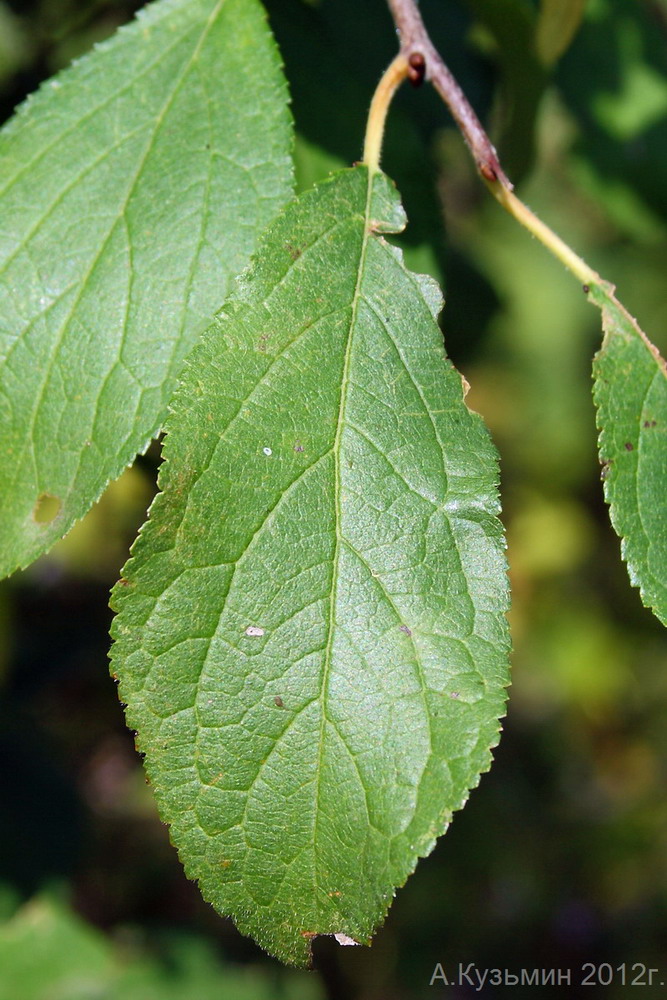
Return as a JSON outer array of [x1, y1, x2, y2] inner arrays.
[[366, 0, 601, 289], [385, 0, 511, 188]]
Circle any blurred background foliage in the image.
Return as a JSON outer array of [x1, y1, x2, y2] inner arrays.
[[1, 0, 667, 996]]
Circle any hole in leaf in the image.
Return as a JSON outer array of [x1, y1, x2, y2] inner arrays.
[[33, 492, 61, 524]]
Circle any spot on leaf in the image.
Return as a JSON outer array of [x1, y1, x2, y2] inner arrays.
[[33, 493, 61, 524]]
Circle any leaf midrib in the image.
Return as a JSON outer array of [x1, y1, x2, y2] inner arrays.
[[312, 170, 375, 904]]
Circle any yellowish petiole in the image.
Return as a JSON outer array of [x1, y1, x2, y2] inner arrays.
[[363, 54, 410, 173], [364, 27, 601, 293], [487, 182, 599, 288]]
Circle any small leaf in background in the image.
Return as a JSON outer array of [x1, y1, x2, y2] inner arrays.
[[111, 166, 510, 965], [557, 0, 667, 237], [0, 896, 323, 1000], [591, 281, 667, 626], [465, 0, 548, 181], [0, 0, 293, 578], [0, 2, 30, 89], [535, 0, 586, 67]]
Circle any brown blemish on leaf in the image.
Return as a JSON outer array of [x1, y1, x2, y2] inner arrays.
[[285, 242, 303, 261], [220, 859, 231, 868], [274, 696, 284, 708], [644, 420, 657, 428], [116, 577, 130, 587], [300, 930, 317, 939], [601, 460, 613, 480], [399, 624, 412, 636], [624, 442, 634, 451], [33, 492, 61, 524]]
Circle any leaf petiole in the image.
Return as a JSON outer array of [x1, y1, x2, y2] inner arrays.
[[380, 0, 599, 288], [362, 54, 409, 172], [488, 183, 597, 288]]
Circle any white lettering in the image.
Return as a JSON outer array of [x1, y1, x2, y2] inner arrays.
[[474, 968, 488, 991], [459, 964, 475, 986], [429, 964, 448, 986]]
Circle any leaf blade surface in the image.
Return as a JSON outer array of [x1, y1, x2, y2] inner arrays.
[[111, 166, 510, 965], [591, 282, 667, 625], [0, 0, 292, 576]]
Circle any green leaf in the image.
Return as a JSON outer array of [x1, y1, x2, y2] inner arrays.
[[591, 281, 667, 626], [110, 166, 510, 966], [0, 0, 292, 578], [0, 897, 115, 1000], [0, 896, 323, 1000], [535, 0, 585, 66], [558, 0, 667, 234], [465, 0, 546, 180]]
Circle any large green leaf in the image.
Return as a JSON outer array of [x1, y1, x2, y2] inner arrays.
[[0, 0, 292, 577], [591, 282, 667, 626], [110, 166, 510, 966]]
